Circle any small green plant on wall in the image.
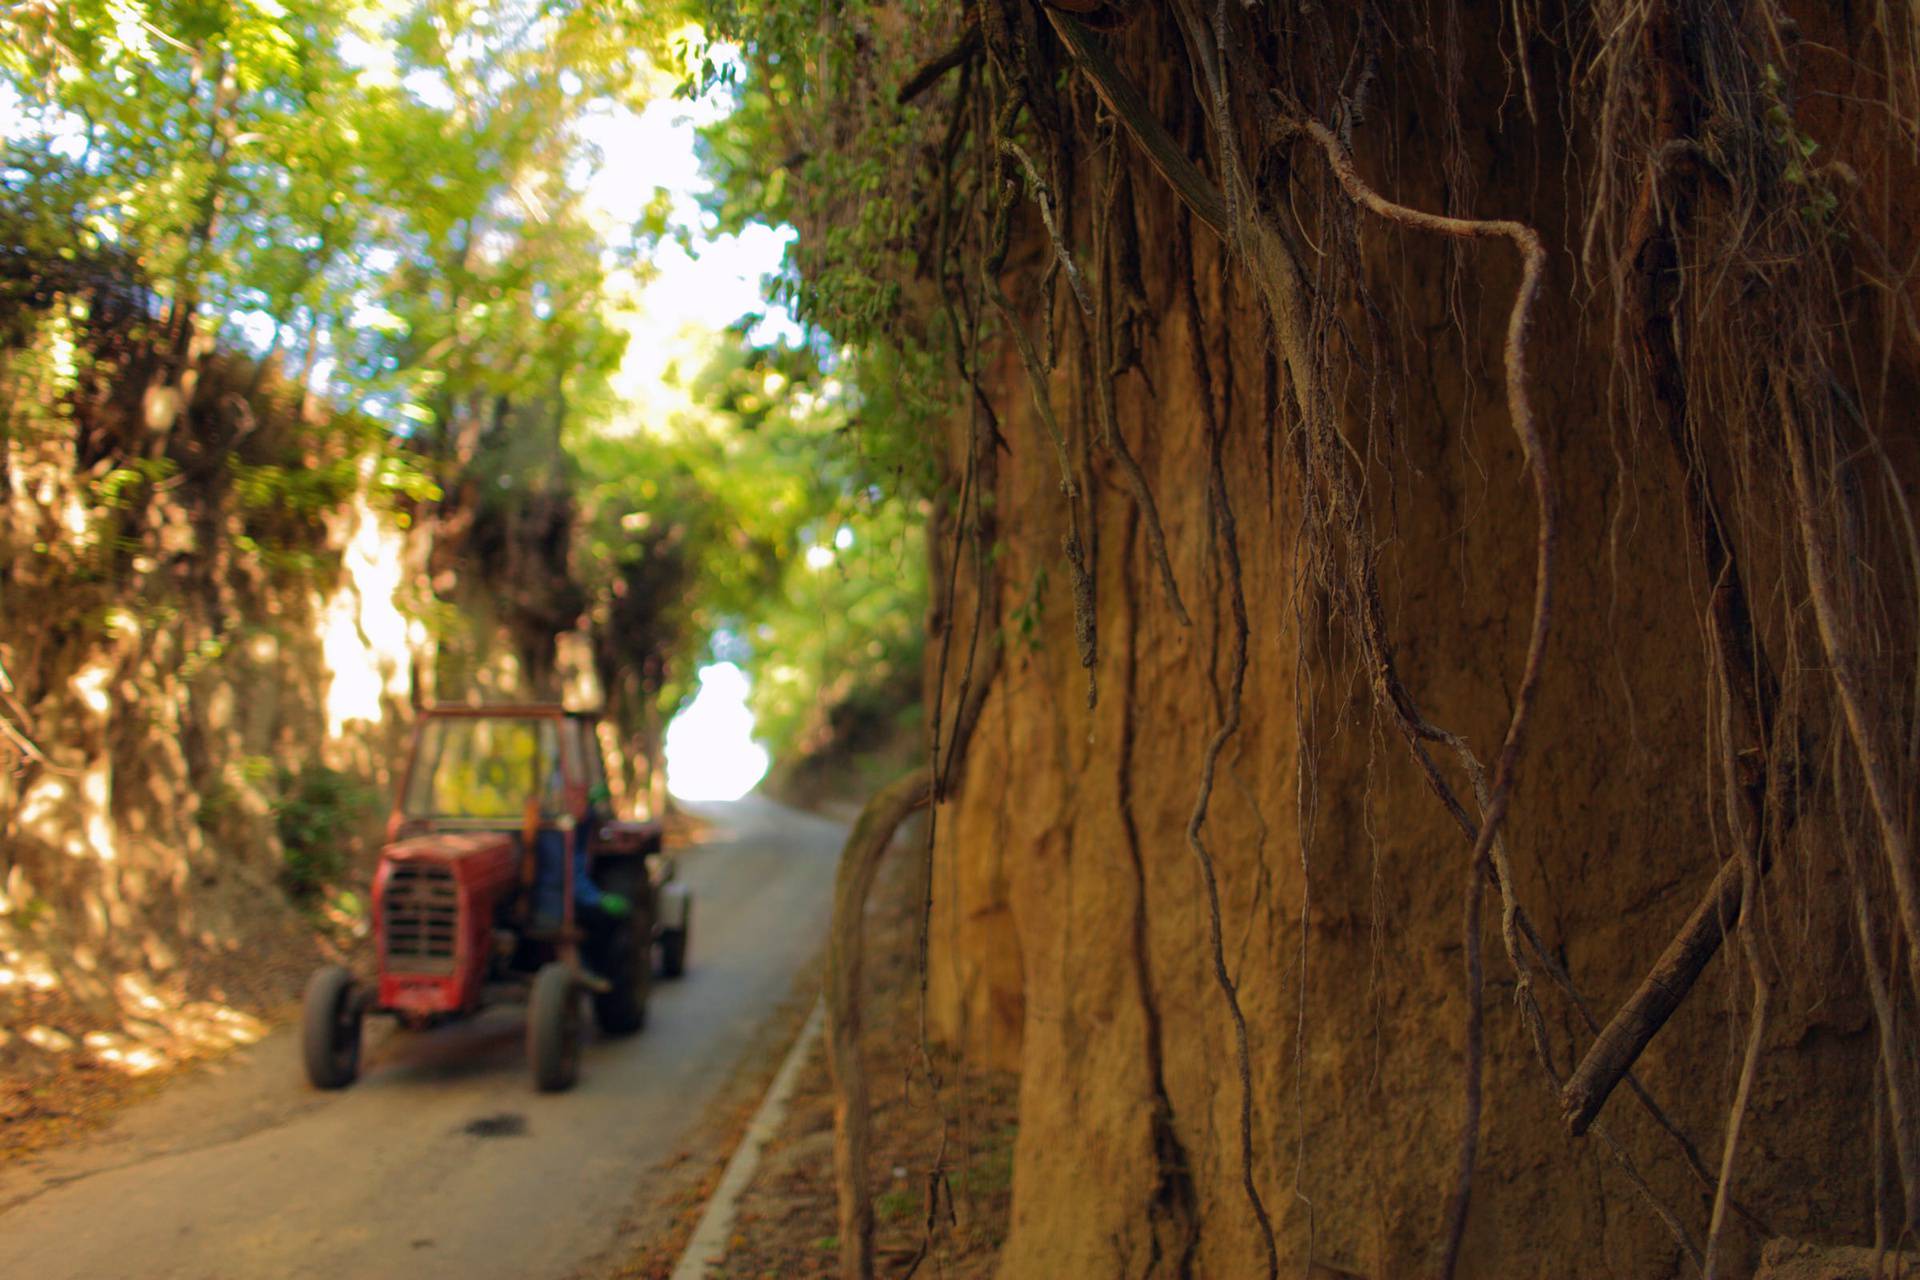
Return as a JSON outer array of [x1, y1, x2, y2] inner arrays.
[[273, 764, 377, 903]]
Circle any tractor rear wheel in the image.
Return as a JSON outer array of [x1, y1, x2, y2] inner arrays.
[[529, 961, 582, 1092], [591, 909, 650, 1036], [659, 903, 691, 979], [301, 965, 363, 1090]]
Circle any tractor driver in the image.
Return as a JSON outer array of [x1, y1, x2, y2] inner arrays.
[[530, 772, 632, 933]]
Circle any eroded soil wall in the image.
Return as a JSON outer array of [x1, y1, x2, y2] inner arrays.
[[921, 10, 1911, 1276]]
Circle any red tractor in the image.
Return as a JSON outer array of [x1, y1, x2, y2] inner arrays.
[[300, 705, 691, 1093]]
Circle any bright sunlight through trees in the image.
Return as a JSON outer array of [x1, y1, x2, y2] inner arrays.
[[663, 662, 768, 802]]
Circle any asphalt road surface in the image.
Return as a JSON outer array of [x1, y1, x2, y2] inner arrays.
[[0, 796, 844, 1280]]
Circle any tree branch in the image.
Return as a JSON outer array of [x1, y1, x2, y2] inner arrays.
[[895, 26, 980, 106]]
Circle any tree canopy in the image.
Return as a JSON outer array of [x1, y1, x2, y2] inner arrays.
[[0, 0, 930, 765]]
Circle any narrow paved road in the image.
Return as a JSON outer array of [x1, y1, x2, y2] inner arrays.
[[0, 796, 844, 1280]]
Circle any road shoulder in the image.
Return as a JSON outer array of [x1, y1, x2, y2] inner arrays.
[[621, 842, 1017, 1279]]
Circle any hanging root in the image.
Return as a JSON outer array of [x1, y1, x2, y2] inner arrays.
[[1178, 217, 1280, 1279], [1783, 388, 1920, 1010], [829, 768, 938, 1280], [1281, 115, 1554, 1280], [1116, 502, 1204, 1269], [827, 645, 1001, 1280], [980, 90, 1098, 704], [985, 227, 1079, 502], [1091, 131, 1191, 626], [1704, 872, 1772, 1278], [1561, 856, 1760, 1137], [1056, 10, 1558, 1270], [1003, 139, 1094, 319]]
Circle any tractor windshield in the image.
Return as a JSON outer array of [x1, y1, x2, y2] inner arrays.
[[403, 717, 566, 823]]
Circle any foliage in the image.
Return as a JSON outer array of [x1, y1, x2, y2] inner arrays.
[[689, 1, 960, 497], [572, 329, 926, 761], [590, 0, 963, 760], [0, 0, 652, 447], [1, 0, 937, 785], [273, 762, 376, 901]]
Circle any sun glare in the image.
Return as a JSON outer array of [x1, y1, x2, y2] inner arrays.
[[320, 469, 414, 738], [665, 662, 770, 802]]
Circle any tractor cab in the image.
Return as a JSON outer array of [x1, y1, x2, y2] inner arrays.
[[300, 705, 691, 1094]]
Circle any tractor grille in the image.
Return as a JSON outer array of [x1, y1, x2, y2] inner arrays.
[[383, 862, 459, 975]]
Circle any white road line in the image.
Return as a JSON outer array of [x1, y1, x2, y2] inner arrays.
[[670, 996, 826, 1279]]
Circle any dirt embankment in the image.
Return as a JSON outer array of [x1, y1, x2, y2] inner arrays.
[[1, 354, 398, 1146], [0, 339, 599, 1151], [909, 8, 1917, 1277]]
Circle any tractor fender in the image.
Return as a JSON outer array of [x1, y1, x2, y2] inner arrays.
[[655, 880, 692, 932]]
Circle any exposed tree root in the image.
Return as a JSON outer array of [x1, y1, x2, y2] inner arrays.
[[1783, 391, 1920, 1012], [1118, 506, 1202, 1274], [829, 769, 939, 1280], [1178, 210, 1279, 1280], [1561, 855, 1756, 1138], [979, 89, 1097, 705], [1285, 116, 1554, 1280], [896, 25, 980, 106], [827, 645, 1000, 1280], [1053, 11, 1558, 1271], [1092, 133, 1191, 627]]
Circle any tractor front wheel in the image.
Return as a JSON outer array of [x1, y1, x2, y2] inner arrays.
[[528, 962, 582, 1092], [301, 965, 363, 1090]]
